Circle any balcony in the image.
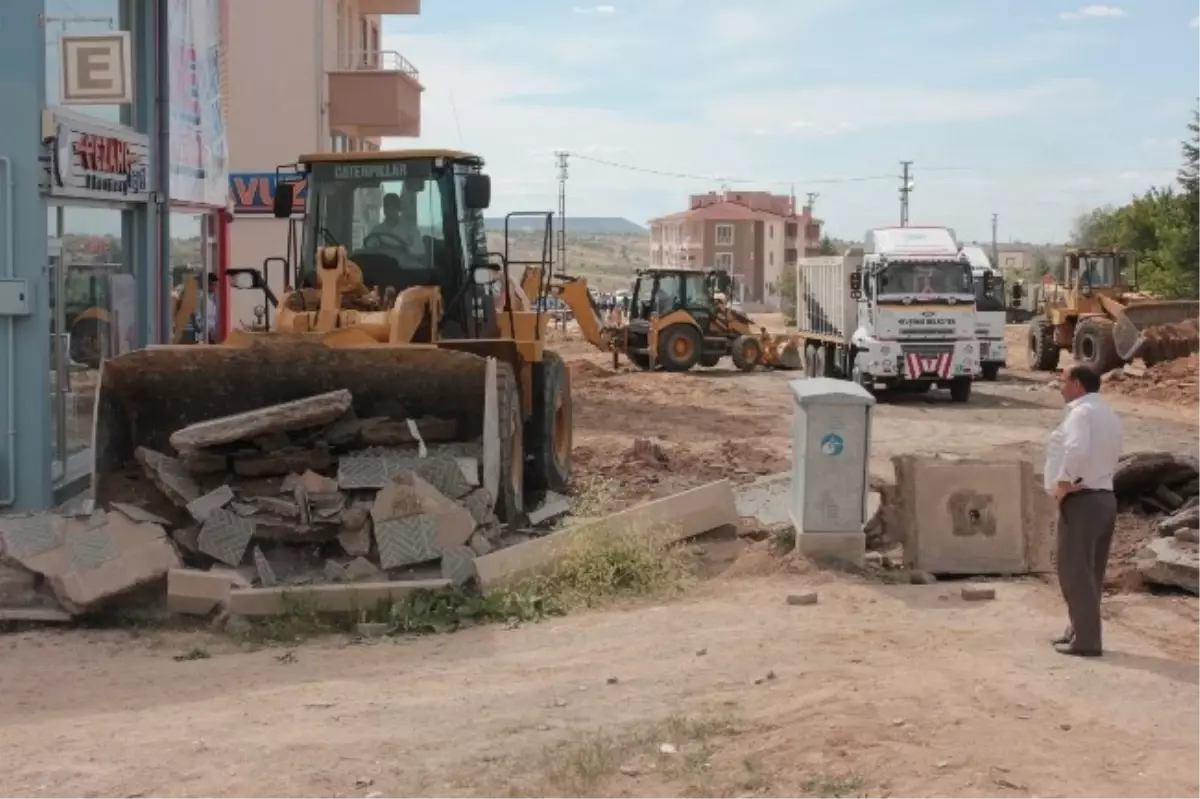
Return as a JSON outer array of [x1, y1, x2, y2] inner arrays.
[[328, 49, 423, 138], [358, 0, 420, 14]]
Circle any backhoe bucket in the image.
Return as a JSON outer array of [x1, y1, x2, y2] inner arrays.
[[1107, 299, 1200, 363], [776, 339, 803, 370], [93, 337, 493, 506]]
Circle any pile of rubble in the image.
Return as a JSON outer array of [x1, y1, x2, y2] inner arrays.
[[1102, 354, 1198, 406], [1114, 450, 1199, 594], [1, 389, 567, 621]]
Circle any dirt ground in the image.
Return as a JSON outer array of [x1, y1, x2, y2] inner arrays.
[[1, 320, 1197, 798]]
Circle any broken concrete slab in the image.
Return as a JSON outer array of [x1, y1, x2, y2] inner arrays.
[[467, 531, 493, 557], [135, 447, 201, 507], [455, 457, 481, 490], [0, 607, 72, 623], [233, 446, 333, 478], [228, 579, 451, 616], [109, 502, 172, 526], [341, 556, 384, 583], [337, 449, 418, 490], [360, 417, 457, 447], [375, 515, 440, 570], [7, 511, 181, 615], [293, 470, 339, 496], [415, 455, 474, 500], [337, 509, 372, 558], [460, 489, 496, 527], [197, 508, 255, 567], [527, 491, 570, 526], [169, 389, 353, 451], [167, 568, 247, 615], [440, 546, 477, 586], [475, 479, 738, 590], [0, 562, 38, 606], [253, 546, 278, 587], [179, 449, 228, 475], [1137, 537, 1199, 595], [371, 481, 423, 523], [186, 485, 235, 524], [891, 455, 1049, 576]]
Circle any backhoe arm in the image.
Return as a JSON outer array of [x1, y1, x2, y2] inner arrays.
[[556, 276, 613, 352]]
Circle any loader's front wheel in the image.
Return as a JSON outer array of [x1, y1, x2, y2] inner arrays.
[[1027, 316, 1060, 372], [730, 335, 762, 372], [526, 351, 572, 494], [1072, 316, 1122, 374], [496, 361, 525, 523]]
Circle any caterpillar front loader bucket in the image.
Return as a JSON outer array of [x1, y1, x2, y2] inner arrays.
[[1100, 295, 1200, 364], [92, 337, 506, 514]]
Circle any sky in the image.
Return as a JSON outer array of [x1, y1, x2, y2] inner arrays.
[[381, 0, 1199, 243]]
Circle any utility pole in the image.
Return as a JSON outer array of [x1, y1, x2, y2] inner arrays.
[[899, 161, 913, 227], [991, 213, 999, 267], [555, 150, 568, 276], [805, 192, 819, 212]]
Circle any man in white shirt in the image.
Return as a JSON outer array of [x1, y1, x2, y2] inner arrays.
[[1044, 363, 1123, 657]]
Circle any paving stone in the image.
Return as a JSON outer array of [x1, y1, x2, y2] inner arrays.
[[467, 532, 493, 557], [187, 485, 235, 524], [253, 546, 277, 587], [64, 528, 120, 571], [0, 514, 61, 560], [375, 514, 440, 570], [109, 503, 171, 526], [252, 495, 302, 519], [416, 455, 473, 499], [169, 389, 353, 450], [337, 453, 391, 490], [440, 546, 478, 586], [297, 469, 340, 496], [461, 489, 495, 526], [197, 509, 256, 567], [371, 482, 423, 523], [135, 447, 201, 507]]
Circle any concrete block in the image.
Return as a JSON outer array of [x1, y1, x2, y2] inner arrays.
[[169, 389, 352, 450], [892, 455, 1044, 576], [167, 568, 241, 615], [795, 530, 865, 568], [440, 546, 477, 585], [197, 509, 256, 567], [475, 479, 738, 590], [135, 447, 201, 507], [186, 485, 235, 523], [228, 579, 451, 616]]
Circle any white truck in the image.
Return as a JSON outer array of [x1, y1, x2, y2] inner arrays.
[[794, 226, 986, 402], [960, 245, 1007, 380]]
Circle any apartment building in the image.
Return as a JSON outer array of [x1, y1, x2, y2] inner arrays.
[[224, 0, 423, 326], [647, 190, 822, 311]]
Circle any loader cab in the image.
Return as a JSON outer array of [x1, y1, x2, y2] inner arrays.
[[1064, 249, 1133, 293], [629, 268, 713, 324], [272, 149, 492, 334]]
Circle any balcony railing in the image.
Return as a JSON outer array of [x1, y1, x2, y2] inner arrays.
[[334, 48, 420, 81]]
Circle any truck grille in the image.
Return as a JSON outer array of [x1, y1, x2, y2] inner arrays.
[[900, 343, 955, 379]]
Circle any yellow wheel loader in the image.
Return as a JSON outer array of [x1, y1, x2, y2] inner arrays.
[[1024, 249, 1199, 373], [519, 265, 801, 372], [95, 149, 572, 521]]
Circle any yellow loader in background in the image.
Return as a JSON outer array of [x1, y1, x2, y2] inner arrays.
[[95, 149, 573, 521], [1025, 249, 1199, 373]]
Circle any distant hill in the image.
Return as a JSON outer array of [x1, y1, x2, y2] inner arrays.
[[485, 216, 646, 235]]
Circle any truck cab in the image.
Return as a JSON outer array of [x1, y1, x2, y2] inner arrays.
[[849, 226, 983, 402], [960, 246, 1006, 380]]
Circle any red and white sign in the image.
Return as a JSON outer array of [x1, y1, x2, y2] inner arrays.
[[905, 351, 952, 379], [44, 110, 150, 203], [1041, 273, 1055, 286]]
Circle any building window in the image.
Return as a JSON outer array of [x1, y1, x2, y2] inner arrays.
[[769, 251, 774, 265], [715, 224, 734, 245], [715, 252, 733, 269], [769, 224, 774, 239], [786, 222, 798, 238]]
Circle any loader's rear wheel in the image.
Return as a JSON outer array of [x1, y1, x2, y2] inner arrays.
[[730, 335, 762, 372], [1072, 316, 1122, 374], [658, 324, 702, 372], [495, 361, 525, 523], [1027, 316, 1060, 372], [526, 351, 572, 494]]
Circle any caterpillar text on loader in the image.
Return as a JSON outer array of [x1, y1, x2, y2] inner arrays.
[[94, 149, 572, 522], [1025, 248, 1199, 373], [520, 265, 801, 372]]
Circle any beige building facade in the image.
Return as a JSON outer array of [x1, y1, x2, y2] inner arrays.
[[224, 0, 422, 327]]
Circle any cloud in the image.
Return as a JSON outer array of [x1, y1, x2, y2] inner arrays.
[[1191, 15, 1199, 28], [573, 4, 615, 13], [1058, 5, 1126, 21]]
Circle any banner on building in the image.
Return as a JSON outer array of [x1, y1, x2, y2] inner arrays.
[[229, 173, 308, 215], [167, 0, 229, 207]]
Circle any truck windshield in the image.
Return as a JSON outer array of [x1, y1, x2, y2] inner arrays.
[[299, 158, 450, 284], [878, 261, 972, 295]]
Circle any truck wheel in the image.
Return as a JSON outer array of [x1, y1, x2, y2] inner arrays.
[[1072, 316, 1122, 373], [525, 350, 572, 494], [981, 363, 1000, 381], [949, 377, 972, 403], [1027, 316, 1060, 371], [658, 324, 702, 372], [495, 361, 525, 523], [730, 335, 762, 372]]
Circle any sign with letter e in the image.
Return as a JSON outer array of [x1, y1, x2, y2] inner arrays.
[[61, 32, 133, 105]]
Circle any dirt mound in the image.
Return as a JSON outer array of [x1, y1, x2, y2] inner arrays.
[[1141, 319, 1199, 365], [568, 359, 612, 383], [1104, 512, 1159, 593], [1104, 354, 1199, 406]]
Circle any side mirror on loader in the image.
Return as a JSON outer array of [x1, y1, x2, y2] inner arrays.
[[273, 182, 295, 218], [464, 174, 491, 210]]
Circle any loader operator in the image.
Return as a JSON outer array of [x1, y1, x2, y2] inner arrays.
[[368, 181, 426, 261]]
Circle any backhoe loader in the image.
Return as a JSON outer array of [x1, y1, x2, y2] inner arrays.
[[1025, 249, 1199, 373], [94, 149, 572, 522], [520, 265, 801, 372]]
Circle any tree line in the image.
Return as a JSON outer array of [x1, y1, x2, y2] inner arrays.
[[1069, 107, 1199, 299]]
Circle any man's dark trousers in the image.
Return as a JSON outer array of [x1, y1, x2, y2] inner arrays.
[[1056, 489, 1118, 652]]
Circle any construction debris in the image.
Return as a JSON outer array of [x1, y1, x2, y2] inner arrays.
[[1112, 451, 1199, 595]]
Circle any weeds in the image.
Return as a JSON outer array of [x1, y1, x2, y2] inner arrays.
[[566, 474, 626, 521], [799, 772, 868, 797], [172, 646, 211, 662]]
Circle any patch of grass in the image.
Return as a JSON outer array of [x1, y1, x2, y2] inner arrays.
[[386, 583, 561, 634], [172, 646, 211, 661], [799, 772, 868, 798], [567, 474, 627, 521], [771, 524, 796, 553], [231, 596, 356, 645]]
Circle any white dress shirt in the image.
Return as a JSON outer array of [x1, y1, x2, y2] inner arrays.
[[1044, 392, 1123, 493]]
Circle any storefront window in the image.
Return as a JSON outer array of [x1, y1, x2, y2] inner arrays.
[[48, 204, 132, 480]]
